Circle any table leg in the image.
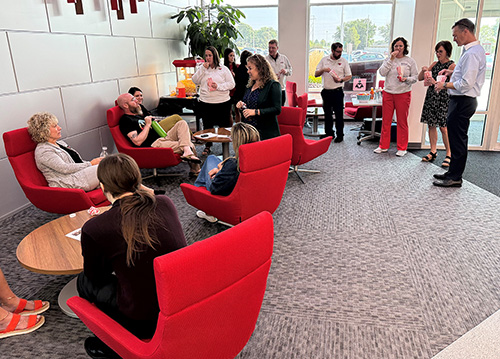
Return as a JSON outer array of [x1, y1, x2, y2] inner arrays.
[[222, 143, 230, 160], [357, 106, 381, 145], [308, 109, 325, 137], [58, 277, 79, 318]]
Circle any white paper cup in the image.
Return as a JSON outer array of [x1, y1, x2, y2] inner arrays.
[[436, 75, 446, 83]]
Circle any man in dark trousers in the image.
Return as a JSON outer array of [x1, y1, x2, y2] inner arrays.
[[315, 42, 352, 143], [433, 18, 486, 187]]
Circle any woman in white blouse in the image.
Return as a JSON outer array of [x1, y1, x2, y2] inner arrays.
[[374, 37, 418, 157], [192, 46, 235, 156]]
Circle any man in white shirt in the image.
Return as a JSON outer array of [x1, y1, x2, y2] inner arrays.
[[433, 18, 486, 188], [266, 39, 292, 106], [315, 42, 352, 142]]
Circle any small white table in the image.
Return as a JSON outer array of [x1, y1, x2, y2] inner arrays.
[[351, 98, 383, 145]]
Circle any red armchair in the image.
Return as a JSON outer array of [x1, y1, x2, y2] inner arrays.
[[180, 135, 292, 225], [67, 211, 274, 359], [3, 128, 109, 214], [106, 106, 182, 178], [286, 81, 320, 108], [278, 106, 332, 183]]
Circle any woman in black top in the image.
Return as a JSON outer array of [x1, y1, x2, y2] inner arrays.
[[128, 87, 152, 116], [77, 153, 187, 355]]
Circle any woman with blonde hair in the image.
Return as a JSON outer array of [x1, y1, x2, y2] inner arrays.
[[194, 122, 260, 196], [27, 112, 102, 191], [236, 54, 281, 140], [77, 153, 186, 356]]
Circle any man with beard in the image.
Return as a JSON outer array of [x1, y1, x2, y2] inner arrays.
[[117, 93, 200, 172], [315, 42, 352, 142]]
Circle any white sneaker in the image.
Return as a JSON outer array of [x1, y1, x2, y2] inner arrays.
[[373, 147, 388, 154], [196, 210, 218, 223], [396, 150, 407, 157]]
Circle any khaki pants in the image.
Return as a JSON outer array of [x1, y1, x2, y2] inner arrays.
[[151, 120, 195, 154]]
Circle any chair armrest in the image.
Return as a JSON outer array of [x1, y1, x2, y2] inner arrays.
[[21, 185, 95, 214]]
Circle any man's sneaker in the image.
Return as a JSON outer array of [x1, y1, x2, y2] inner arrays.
[[396, 150, 407, 157], [373, 147, 388, 154], [196, 210, 218, 223]]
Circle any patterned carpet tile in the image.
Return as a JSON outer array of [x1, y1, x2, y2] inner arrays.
[[264, 227, 426, 330], [237, 312, 433, 359]]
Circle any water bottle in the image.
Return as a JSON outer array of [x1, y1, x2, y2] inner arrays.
[[99, 146, 108, 157]]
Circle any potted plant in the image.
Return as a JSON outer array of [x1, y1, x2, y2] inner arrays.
[[172, 0, 245, 58]]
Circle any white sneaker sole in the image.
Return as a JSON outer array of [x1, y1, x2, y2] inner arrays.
[[196, 210, 218, 223]]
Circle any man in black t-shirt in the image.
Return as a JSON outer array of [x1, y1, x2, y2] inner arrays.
[[116, 93, 200, 174]]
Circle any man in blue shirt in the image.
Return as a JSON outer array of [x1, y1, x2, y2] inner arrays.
[[433, 18, 486, 188]]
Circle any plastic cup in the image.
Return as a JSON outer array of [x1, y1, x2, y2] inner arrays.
[[436, 75, 446, 83], [214, 126, 219, 135], [177, 87, 186, 98]]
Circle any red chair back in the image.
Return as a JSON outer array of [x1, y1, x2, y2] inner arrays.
[[67, 211, 274, 359], [180, 135, 292, 225], [296, 93, 308, 126], [278, 107, 332, 167], [106, 106, 181, 169], [285, 81, 299, 107], [3, 128, 108, 213]]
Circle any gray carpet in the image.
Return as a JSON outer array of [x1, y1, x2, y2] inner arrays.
[[1, 124, 499, 358]]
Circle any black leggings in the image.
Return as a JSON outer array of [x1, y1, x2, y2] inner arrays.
[[198, 100, 232, 147]]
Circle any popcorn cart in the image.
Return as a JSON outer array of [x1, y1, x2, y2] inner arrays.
[[172, 59, 204, 97]]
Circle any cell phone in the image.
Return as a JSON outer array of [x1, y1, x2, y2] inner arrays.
[[200, 134, 209, 138]]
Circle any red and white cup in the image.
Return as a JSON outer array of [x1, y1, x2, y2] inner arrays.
[[88, 206, 100, 216]]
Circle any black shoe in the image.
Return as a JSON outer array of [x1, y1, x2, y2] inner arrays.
[[333, 136, 344, 143], [433, 173, 449, 180], [84, 337, 120, 359], [433, 178, 462, 187], [154, 189, 166, 195], [320, 134, 334, 140]]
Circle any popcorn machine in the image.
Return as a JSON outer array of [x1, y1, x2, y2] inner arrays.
[[172, 59, 204, 97]]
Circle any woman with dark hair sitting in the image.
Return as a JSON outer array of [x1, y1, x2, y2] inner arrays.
[[77, 153, 187, 358], [128, 87, 151, 116]]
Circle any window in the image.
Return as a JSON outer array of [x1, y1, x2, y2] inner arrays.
[[309, 2, 393, 93]]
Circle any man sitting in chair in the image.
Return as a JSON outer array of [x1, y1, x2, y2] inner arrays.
[[116, 93, 201, 174]]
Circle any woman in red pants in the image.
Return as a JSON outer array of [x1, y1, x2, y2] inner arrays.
[[375, 37, 418, 157]]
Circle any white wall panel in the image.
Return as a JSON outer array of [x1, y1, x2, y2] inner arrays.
[[48, 0, 111, 36], [99, 126, 116, 154], [119, 75, 159, 110], [109, 0, 151, 37], [167, 39, 189, 71], [9, 32, 90, 91], [61, 81, 119, 136], [65, 128, 103, 160], [151, 2, 184, 40], [0, 33, 17, 95], [87, 36, 137, 81], [0, 89, 65, 159], [0, 159, 30, 219], [165, 0, 192, 7], [0, 1, 49, 32], [157, 72, 177, 97], [136, 38, 171, 75]]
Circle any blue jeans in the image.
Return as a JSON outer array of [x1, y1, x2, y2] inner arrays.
[[194, 155, 221, 191]]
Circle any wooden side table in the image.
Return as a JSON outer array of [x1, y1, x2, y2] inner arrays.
[[193, 128, 232, 159]]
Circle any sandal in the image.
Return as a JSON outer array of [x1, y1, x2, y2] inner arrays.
[[180, 154, 202, 164], [0, 313, 45, 339], [202, 147, 211, 156], [12, 298, 50, 316], [189, 169, 201, 178], [422, 151, 437, 162], [442, 155, 451, 167]]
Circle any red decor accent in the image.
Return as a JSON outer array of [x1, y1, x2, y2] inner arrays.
[[67, 0, 76, 3], [172, 59, 205, 68], [67, 211, 274, 359], [2, 128, 109, 214], [110, 0, 118, 10], [181, 135, 292, 225], [130, 0, 137, 13]]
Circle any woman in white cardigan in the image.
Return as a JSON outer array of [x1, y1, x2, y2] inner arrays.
[[192, 46, 235, 155], [27, 112, 102, 191]]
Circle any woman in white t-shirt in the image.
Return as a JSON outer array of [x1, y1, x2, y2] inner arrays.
[[192, 46, 235, 156], [375, 37, 418, 157]]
